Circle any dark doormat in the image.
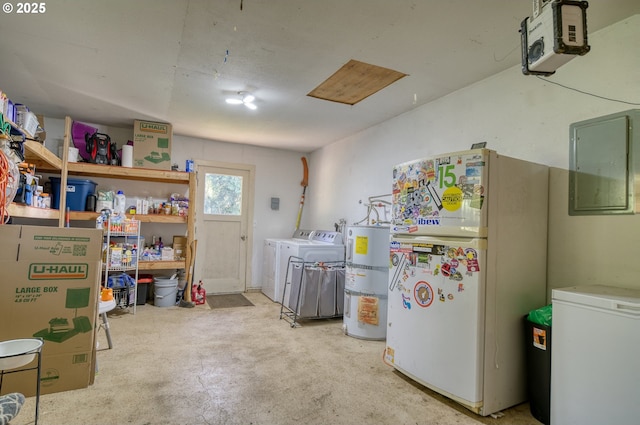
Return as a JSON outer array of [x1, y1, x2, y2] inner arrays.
[[207, 294, 254, 309]]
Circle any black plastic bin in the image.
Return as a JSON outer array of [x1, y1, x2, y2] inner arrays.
[[131, 274, 153, 305], [136, 283, 148, 305], [525, 316, 552, 425]]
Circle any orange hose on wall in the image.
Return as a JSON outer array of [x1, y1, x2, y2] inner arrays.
[[0, 150, 21, 224], [0, 150, 12, 224]]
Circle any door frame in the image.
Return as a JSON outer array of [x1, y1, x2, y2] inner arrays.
[[194, 159, 255, 292]]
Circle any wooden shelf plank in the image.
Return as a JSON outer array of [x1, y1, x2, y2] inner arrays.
[[69, 211, 99, 221], [66, 162, 190, 183], [67, 211, 187, 223], [8, 203, 60, 219], [7, 206, 184, 225], [23, 140, 62, 170], [132, 214, 188, 223], [138, 260, 185, 270]]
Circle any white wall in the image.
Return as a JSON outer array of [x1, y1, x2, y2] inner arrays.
[[306, 15, 640, 298], [42, 118, 306, 290], [172, 135, 308, 290], [547, 167, 640, 297]]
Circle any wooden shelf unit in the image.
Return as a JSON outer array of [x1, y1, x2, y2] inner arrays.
[[8, 116, 196, 273]]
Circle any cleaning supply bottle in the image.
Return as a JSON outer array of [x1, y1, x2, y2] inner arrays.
[[114, 190, 126, 215]]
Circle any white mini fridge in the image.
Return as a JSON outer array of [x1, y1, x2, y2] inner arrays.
[[551, 285, 640, 425]]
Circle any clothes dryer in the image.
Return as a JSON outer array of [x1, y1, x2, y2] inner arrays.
[[262, 229, 314, 302]]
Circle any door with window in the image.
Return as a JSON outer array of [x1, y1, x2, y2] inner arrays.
[[195, 162, 253, 294]]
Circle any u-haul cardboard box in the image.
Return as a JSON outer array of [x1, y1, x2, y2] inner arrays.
[[132, 120, 172, 170], [0, 225, 103, 397]]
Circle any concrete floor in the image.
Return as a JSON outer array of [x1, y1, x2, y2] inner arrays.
[[12, 292, 541, 425]]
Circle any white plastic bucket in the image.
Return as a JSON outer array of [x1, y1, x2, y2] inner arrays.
[[154, 276, 178, 307]]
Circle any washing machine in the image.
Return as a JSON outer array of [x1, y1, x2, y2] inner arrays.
[[262, 229, 315, 302], [279, 230, 345, 307]]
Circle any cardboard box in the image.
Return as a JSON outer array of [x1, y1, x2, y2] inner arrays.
[[132, 120, 172, 170], [135, 198, 149, 215], [161, 247, 175, 261], [172, 236, 187, 260], [0, 225, 103, 397]]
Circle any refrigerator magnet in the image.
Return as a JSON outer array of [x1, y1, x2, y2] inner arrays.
[[414, 281, 434, 307]]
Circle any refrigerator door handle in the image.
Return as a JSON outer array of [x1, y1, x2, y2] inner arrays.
[[614, 302, 640, 315], [389, 252, 407, 291]]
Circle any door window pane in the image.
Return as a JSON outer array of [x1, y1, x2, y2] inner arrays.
[[204, 173, 243, 215]]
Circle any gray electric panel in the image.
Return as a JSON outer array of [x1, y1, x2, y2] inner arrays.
[[569, 109, 640, 215]]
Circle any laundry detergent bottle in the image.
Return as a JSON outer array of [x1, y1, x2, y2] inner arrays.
[[114, 190, 126, 215]]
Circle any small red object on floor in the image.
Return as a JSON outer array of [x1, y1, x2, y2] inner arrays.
[[192, 280, 206, 305]]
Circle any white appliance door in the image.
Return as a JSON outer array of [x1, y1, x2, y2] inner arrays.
[[279, 241, 306, 305], [391, 149, 490, 237], [551, 285, 640, 425], [386, 235, 486, 408], [262, 240, 276, 301]]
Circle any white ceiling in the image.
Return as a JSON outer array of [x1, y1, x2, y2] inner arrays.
[[1, 0, 638, 152]]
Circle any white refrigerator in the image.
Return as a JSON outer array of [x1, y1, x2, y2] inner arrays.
[[385, 149, 549, 416], [551, 285, 640, 425]]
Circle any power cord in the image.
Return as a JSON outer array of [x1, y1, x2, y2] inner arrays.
[[535, 75, 640, 106]]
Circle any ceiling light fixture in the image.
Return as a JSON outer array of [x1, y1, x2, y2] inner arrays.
[[226, 91, 257, 110]]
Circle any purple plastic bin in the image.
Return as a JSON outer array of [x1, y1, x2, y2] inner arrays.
[[71, 121, 98, 161]]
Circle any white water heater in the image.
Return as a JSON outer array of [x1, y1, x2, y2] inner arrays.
[[344, 226, 390, 340]]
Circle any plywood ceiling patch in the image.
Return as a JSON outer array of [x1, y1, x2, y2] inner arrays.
[[308, 59, 407, 105]]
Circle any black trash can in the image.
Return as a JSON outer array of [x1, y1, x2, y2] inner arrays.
[[525, 306, 552, 425], [131, 274, 153, 305]]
